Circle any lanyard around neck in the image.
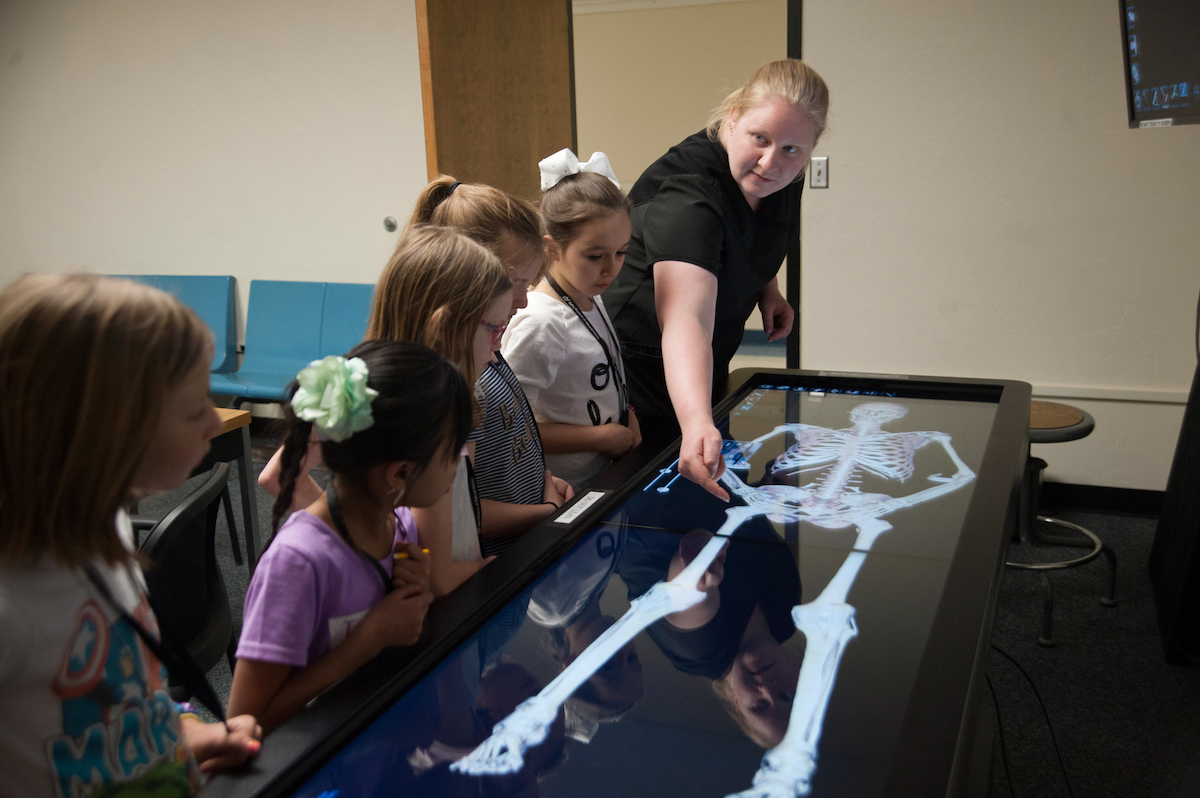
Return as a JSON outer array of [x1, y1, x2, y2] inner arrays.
[[83, 564, 227, 724], [544, 274, 629, 426], [325, 484, 394, 596]]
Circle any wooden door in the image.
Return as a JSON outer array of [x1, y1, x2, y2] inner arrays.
[[416, 0, 576, 201]]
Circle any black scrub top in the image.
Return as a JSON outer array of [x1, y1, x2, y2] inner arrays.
[[603, 131, 801, 427], [616, 520, 802, 680]]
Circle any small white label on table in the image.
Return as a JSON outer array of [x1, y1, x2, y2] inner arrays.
[[554, 491, 607, 524]]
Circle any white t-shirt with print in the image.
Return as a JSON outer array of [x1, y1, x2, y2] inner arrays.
[[501, 291, 627, 490]]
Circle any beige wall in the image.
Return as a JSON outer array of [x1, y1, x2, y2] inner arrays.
[[573, 0, 787, 187], [574, 0, 1197, 490], [801, 0, 1197, 490], [0, 0, 428, 332]]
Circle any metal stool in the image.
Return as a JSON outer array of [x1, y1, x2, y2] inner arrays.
[[1006, 401, 1116, 646]]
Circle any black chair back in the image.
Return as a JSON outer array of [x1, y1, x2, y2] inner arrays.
[[138, 462, 238, 698]]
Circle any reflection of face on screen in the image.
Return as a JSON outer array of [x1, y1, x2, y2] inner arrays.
[[479, 663, 567, 780], [526, 524, 645, 740], [548, 601, 645, 738], [715, 605, 803, 749]]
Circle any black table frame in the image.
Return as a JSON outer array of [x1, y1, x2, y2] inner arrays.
[[204, 369, 1030, 798]]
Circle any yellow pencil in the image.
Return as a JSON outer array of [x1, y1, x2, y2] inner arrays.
[[394, 548, 430, 560]]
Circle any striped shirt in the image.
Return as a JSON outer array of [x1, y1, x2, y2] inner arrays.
[[474, 354, 546, 556]]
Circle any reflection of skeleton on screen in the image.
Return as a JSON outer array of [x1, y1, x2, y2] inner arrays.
[[454, 402, 975, 798]]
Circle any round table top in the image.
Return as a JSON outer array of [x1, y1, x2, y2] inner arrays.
[[1029, 400, 1094, 443], [1030, 401, 1084, 430]]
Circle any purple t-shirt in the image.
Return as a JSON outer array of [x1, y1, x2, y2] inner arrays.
[[238, 508, 419, 668]]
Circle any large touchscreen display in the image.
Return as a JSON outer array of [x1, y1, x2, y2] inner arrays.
[[290, 381, 999, 798]]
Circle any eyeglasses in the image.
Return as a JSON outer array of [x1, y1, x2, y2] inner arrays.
[[479, 319, 507, 346]]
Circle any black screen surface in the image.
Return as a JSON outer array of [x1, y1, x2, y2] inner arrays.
[[284, 382, 999, 798], [1121, 0, 1200, 126]]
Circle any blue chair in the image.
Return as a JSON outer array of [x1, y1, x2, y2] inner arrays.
[[159, 276, 238, 373], [320, 282, 375, 358], [209, 280, 325, 404], [110, 274, 238, 374]]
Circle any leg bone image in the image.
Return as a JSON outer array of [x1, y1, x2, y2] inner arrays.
[[454, 402, 975, 797]]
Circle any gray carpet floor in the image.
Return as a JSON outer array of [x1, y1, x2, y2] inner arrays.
[[986, 510, 1200, 798], [139, 458, 1200, 796]]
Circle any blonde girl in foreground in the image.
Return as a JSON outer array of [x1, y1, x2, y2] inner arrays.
[[0, 274, 260, 797]]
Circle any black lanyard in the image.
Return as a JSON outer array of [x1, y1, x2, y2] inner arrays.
[[325, 484, 394, 596], [83, 564, 227, 724], [544, 274, 629, 426], [463, 456, 482, 538]]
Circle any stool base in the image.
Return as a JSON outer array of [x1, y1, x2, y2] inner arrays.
[[1005, 454, 1117, 646]]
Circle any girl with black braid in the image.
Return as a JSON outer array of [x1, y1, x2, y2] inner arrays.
[[228, 340, 472, 734]]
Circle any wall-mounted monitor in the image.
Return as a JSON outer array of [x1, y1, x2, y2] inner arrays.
[[1120, 0, 1200, 127]]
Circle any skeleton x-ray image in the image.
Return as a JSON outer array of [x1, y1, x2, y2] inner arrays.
[[291, 384, 999, 798]]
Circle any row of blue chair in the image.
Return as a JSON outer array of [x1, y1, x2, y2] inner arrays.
[[114, 275, 375, 404], [210, 280, 375, 404]]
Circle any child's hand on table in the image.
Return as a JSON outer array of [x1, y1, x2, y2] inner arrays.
[[554, 475, 574, 503], [181, 713, 262, 773], [543, 470, 573, 507], [627, 406, 643, 450], [599, 423, 637, 459]]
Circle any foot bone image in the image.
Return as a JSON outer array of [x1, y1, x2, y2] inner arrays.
[[453, 402, 975, 797]]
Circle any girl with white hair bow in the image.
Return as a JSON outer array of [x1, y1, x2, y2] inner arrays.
[[500, 149, 642, 492]]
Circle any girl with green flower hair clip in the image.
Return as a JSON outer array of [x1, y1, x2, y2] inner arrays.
[[258, 225, 514, 599], [229, 340, 473, 734]]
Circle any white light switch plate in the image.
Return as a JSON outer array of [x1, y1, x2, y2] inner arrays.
[[810, 156, 828, 188]]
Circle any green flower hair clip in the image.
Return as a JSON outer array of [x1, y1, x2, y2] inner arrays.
[[291, 355, 379, 442]]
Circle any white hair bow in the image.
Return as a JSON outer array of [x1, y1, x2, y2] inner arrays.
[[539, 149, 621, 191]]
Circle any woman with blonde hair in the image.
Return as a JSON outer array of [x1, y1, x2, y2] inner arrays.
[[602, 59, 830, 499]]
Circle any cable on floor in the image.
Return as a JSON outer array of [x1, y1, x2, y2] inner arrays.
[[986, 672, 1017, 797], [990, 643, 1076, 798]]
